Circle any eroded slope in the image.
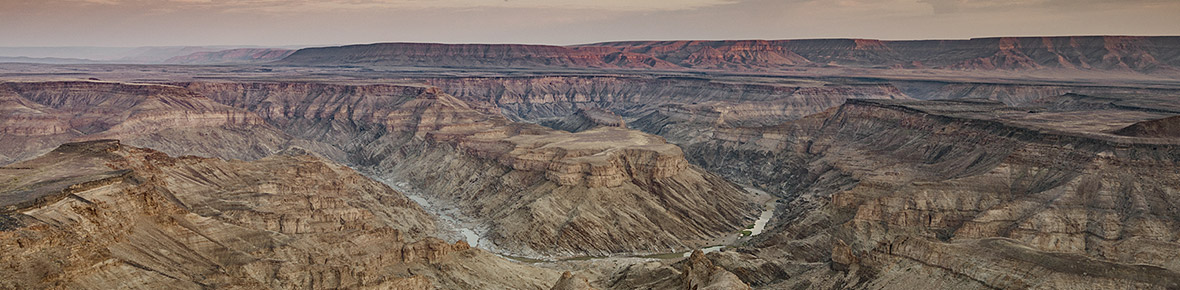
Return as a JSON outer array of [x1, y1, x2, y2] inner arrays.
[[0, 140, 561, 289]]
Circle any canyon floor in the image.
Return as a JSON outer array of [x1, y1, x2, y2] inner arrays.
[[2, 40, 1180, 289]]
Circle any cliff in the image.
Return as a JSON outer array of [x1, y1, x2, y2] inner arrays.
[[424, 76, 910, 122], [178, 81, 759, 258], [0, 140, 561, 289], [642, 96, 1180, 288], [0, 81, 288, 165], [277, 36, 1180, 74]]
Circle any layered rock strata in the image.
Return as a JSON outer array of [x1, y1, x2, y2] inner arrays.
[[0, 81, 288, 165], [179, 81, 759, 258], [425, 76, 910, 122], [278, 36, 1180, 74], [540, 107, 627, 133], [642, 97, 1180, 288], [0, 140, 561, 289]]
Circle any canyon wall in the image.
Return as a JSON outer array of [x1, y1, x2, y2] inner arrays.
[[0, 81, 288, 165], [179, 81, 759, 258], [422, 76, 909, 123], [641, 96, 1180, 288], [0, 140, 560, 289]]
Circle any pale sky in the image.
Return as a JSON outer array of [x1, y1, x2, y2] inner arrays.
[[1, 0, 1178, 47]]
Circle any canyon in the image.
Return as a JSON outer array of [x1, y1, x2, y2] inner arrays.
[[1, 36, 1179, 289]]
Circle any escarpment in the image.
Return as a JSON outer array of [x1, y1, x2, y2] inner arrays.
[[648, 97, 1180, 288], [277, 37, 1180, 74], [425, 76, 910, 122], [178, 81, 759, 258], [0, 81, 288, 165], [0, 140, 560, 289]]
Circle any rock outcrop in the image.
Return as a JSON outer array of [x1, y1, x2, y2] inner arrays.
[[607, 250, 751, 289], [1113, 115, 1180, 138], [0, 81, 288, 165], [551, 272, 598, 290], [424, 76, 910, 122], [540, 107, 626, 133], [0, 140, 562, 289], [643, 97, 1180, 288], [179, 81, 759, 258]]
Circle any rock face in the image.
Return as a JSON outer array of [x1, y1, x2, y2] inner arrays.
[[0, 81, 288, 165], [278, 36, 1180, 74], [278, 43, 661, 69], [551, 272, 598, 290], [164, 48, 295, 64], [0, 140, 560, 289], [607, 250, 751, 290], [424, 76, 910, 122], [541, 107, 626, 133], [1114, 115, 1180, 138], [651, 97, 1180, 288], [179, 82, 759, 258]]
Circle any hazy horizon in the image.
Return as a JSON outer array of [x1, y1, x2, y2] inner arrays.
[[2, 0, 1178, 48]]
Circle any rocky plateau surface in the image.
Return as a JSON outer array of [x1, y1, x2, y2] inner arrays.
[[278, 36, 1180, 75]]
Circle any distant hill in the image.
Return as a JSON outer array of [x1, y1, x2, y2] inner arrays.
[[164, 48, 295, 64], [278, 36, 1180, 74]]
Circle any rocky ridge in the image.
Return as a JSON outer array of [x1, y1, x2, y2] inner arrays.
[[0, 81, 288, 165], [178, 81, 759, 258], [1113, 115, 1180, 138], [164, 48, 295, 64], [278, 36, 1180, 74], [635, 97, 1180, 288], [424, 76, 909, 123], [0, 140, 563, 289]]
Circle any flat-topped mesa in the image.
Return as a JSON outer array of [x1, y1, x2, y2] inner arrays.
[[278, 36, 1180, 73], [425, 76, 910, 122], [499, 127, 688, 187]]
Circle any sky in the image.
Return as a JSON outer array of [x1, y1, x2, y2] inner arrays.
[[1, 0, 1178, 47]]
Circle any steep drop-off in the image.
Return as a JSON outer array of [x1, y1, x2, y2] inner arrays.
[[423, 76, 909, 123], [0, 140, 562, 289], [645, 97, 1180, 288], [0, 81, 288, 165], [178, 81, 759, 258]]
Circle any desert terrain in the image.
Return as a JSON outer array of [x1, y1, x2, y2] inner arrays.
[[2, 36, 1180, 289]]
